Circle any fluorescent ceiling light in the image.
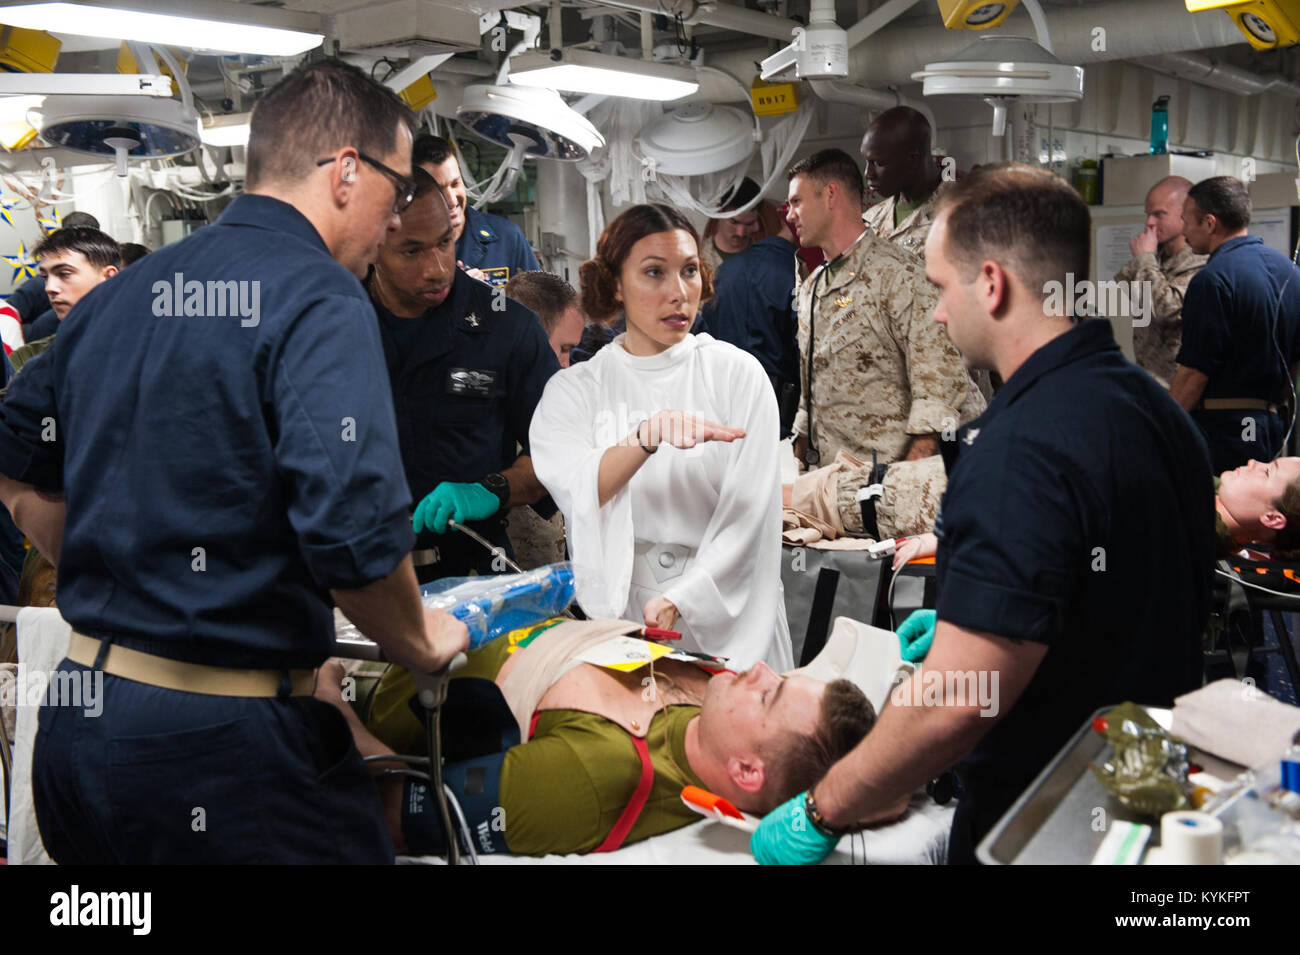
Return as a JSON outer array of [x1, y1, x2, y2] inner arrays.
[[0, 94, 43, 125], [0, 1, 324, 56], [508, 49, 698, 102], [0, 72, 172, 96], [201, 111, 249, 147]]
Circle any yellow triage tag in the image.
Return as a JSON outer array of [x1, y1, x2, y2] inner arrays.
[[575, 636, 672, 672]]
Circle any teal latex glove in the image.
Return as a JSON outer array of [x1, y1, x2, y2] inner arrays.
[[412, 481, 501, 535], [897, 608, 936, 662], [750, 792, 839, 865]]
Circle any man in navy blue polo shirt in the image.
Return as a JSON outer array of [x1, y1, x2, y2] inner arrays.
[[750, 163, 1214, 865], [1170, 175, 1300, 471], [0, 60, 468, 864], [367, 169, 558, 583], [695, 214, 801, 434], [416, 134, 540, 288]]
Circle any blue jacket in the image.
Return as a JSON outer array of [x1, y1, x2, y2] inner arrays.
[[0, 194, 415, 666], [456, 206, 540, 287]]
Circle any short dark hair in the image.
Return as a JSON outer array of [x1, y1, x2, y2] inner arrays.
[[119, 242, 151, 266], [787, 149, 864, 204], [34, 227, 121, 270], [936, 161, 1090, 298], [505, 271, 579, 334], [1269, 478, 1300, 559], [1187, 176, 1251, 232], [756, 678, 876, 814], [720, 177, 761, 213], [246, 58, 415, 189], [60, 211, 99, 231], [413, 134, 456, 168]]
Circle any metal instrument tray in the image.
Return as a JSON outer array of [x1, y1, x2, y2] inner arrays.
[[977, 705, 1242, 864]]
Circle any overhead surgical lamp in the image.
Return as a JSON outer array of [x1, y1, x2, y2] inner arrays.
[[912, 35, 1083, 136], [0, 0, 325, 56], [457, 84, 603, 161], [508, 48, 699, 102], [635, 102, 754, 176], [760, 0, 848, 81], [37, 44, 199, 174]]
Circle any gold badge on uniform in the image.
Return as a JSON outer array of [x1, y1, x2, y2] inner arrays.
[[834, 296, 853, 309]]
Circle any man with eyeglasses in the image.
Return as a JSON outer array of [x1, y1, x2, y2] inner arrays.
[[365, 168, 559, 583], [0, 59, 468, 864]]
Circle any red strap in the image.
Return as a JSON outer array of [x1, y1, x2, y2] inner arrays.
[[528, 711, 541, 739], [593, 736, 654, 853]]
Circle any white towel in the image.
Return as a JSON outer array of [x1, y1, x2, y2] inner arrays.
[[1171, 678, 1300, 770], [10, 606, 72, 865]]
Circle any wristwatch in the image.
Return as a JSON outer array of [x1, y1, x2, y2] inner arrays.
[[804, 789, 858, 838], [478, 472, 510, 508]]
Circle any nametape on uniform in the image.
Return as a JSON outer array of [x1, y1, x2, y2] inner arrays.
[[575, 636, 673, 672], [447, 367, 497, 398], [481, 266, 510, 288]]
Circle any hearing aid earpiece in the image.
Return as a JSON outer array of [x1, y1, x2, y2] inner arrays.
[[341, 159, 356, 183]]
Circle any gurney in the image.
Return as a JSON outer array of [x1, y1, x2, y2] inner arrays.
[[333, 582, 955, 865]]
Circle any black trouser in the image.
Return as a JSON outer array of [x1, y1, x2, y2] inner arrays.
[[33, 660, 393, 864], [1192, 408, 1284, 473]]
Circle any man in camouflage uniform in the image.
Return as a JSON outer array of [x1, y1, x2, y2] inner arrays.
[[784, 149, 983, 536], [860, 107, 953, 261], [1113, 176, 1207, 388]]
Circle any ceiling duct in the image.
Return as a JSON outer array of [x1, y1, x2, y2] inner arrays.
[[334, 0, 482, 57]]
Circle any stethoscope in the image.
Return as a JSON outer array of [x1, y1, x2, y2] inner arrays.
[[804, 227, 872, 467]]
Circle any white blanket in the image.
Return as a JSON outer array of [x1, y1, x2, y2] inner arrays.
[[402, 793, 952, 865], [9, 606, 72, 865]]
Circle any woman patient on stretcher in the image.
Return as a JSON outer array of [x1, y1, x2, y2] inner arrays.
[[891, 456, 1300, 567], [315, 619, 901, 857]]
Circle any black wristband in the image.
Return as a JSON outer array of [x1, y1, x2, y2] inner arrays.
[[804, 789, 857, 838]]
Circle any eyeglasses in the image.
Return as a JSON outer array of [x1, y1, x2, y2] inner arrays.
[[316, 151, 417, 214]]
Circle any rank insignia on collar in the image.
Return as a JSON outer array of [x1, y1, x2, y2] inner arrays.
[[834, 296, 853, 309], [466, 313, 480, 327]]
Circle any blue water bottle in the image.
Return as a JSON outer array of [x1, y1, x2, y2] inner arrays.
[[1149, 95, 1170, 155]]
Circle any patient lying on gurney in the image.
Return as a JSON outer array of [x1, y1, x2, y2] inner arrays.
[[892, 456, 1300, 567], [317, 618, 895, 857]]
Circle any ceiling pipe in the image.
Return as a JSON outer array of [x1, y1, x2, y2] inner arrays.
[[702, 0, 1250, 91], [1144, 50, 1300, 98], [807, 78, 936, 129], [592, 0, 800, 43]]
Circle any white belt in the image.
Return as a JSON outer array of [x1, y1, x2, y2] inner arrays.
[[630, 541, 697, 592]]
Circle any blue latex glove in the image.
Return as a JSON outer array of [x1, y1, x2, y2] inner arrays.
[[750, 792, 839, 865], [897, 608, 936, 662], [412, 481, 501, 535]]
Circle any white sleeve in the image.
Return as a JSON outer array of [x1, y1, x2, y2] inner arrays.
[[529, 369, 635, 619], [661, 350, 790, 668]]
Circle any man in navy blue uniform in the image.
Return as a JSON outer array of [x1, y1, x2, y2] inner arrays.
[[367, 168, 559, 583], [0, 60, 468, 864], [1170, 176, 1300, 471], [695, 213, 800, 434], [416, 134, 540, 288], [750, 163, 1214, 865], [6, 211, 102, 342]]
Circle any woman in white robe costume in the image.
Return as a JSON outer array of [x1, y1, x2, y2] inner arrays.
[[530, 204, 793, 670]]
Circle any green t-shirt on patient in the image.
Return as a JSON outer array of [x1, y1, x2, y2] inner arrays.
[[366, 622, 707, 855]]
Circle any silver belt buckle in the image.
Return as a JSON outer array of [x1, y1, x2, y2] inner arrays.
[[411, 548, 441, 567], [635, 542, 694, 586]]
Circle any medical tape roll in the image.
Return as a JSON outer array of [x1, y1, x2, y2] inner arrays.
[[1160, 811, 1223, 865]]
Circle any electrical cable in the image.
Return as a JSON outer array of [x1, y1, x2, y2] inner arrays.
[[1215, 566, 1300, 601], [1271, 131, 1300, 457]]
